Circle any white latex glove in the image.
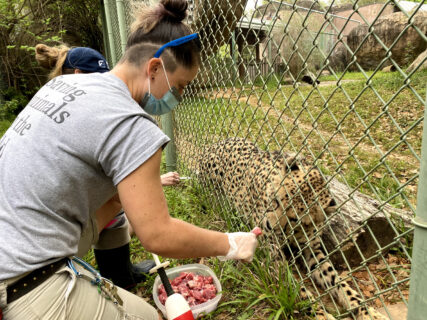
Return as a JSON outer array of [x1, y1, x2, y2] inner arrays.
[[160, 172, 180, 186], [218, 228, 261, 262]]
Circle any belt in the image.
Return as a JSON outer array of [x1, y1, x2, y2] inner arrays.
[[6, 258, 68, 304]]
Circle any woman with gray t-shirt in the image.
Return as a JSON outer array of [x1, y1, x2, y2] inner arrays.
[[35, 43, 184, 291]]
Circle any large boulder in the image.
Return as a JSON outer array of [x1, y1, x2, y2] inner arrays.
[[329, 42, 350, 72], [190, 0, 248, 88], [191, 0, 248, 57], [347, 11, 427, 70]]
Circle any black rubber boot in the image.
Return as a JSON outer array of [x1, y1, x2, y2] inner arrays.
[[94, 243, 156, 290]]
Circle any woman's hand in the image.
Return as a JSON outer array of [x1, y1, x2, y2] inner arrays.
[[160, 172, 180, 186], [217, 228, 261, 262]]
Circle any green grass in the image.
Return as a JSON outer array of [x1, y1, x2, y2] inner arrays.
[[218, 254, 313, 320], [181, 69, 426, 212], [318, 70, 377, 82]]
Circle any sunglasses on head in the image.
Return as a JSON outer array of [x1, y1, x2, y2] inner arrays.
[[154, 33, 201, 58]]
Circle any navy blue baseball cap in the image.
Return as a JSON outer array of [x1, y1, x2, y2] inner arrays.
[[63, 47, 110, 73]]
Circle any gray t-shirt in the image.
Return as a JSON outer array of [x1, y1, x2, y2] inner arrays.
[[0, 73, 170, 279]]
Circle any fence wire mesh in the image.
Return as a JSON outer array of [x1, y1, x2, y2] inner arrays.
[[103, 0, 427, 318]]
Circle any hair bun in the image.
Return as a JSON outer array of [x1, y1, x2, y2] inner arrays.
[[35, 44, 49, 55], [35, 44, 60, 69], [160, 0, 187, 22]]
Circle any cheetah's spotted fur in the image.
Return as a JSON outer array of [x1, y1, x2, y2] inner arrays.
[[200, 138, 387, 320]]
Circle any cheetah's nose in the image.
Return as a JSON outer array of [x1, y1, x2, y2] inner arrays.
[[265, 220, 273, 231]]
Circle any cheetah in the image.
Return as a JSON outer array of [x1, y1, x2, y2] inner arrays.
[[199, 137, 387, 320]]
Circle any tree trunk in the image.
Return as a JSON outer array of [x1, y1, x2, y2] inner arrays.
[[323, 177, 414, 268]]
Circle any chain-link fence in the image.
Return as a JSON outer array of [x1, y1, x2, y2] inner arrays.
[[102, 0, 427, 318]]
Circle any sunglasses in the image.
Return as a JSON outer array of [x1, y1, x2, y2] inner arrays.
[[154, 33, 201, 58]]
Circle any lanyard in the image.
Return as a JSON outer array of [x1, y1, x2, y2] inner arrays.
[[67, 256, 123, 306]]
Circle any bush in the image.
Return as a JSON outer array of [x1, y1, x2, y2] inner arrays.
[[0, 88, 28, 121], [0, 0, 104, 112], [0, 120, 12, 137]]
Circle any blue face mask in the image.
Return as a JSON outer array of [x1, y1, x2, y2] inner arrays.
[[139, 61, 182, 115]]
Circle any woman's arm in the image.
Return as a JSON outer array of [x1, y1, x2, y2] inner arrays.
[[95, 194, 122, 231], [117, 149, 230, 258]]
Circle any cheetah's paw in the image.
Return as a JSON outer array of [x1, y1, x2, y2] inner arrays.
[[356, 307, 387, 320], [316, 309, 336, 320]]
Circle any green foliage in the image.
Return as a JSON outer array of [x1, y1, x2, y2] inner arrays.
[[218, 253, 313, 319], [0, 0, 104, 114], [0, 100, 19, 122], [0, 0, 60, 98], [1, 87, 28, 116], [0, 120, 12, 137], [0, 87, 27, 135]]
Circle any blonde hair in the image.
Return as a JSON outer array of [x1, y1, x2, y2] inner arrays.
[[35, 44, 71, 79]]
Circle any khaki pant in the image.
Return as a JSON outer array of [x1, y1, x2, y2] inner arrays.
[[0, 212, 159, 320], [0, 261, 158, 320]]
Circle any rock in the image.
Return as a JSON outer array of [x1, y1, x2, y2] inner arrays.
[[280, 77, 293, 85], [329, 42, 350, 72], [294, 0, 324, 12], [407, 49, 427, 73], [321, 70, 331, 76], [322, 178, 414, 268], [347, 11, 427, 70], [330, 3, 355, 13], [191, 0, 247, 57], [382, 65, 397, 72], [190, 0, 248, 88]]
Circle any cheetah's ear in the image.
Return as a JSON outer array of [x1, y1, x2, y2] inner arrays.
[[283, 152, 301, 171]]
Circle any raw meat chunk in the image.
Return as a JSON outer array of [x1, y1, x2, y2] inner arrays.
[[158, 272, 218, 306]]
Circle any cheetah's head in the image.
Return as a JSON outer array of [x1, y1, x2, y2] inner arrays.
[[261, 159, 337, 236]]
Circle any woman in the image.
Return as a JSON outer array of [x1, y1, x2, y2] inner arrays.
[[0, 0, 259, 319], [36, 43, 182, 290]]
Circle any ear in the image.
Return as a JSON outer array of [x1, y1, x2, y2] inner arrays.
[[146, 58, 162, 79]]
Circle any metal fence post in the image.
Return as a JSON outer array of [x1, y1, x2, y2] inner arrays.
[[115, 0, 128, 54], [103, 0, 117, 65], [161, 112, 177, 172], [100, 0, 111, 64], [231, 30, 238, 82], [407, 89, 427, 320]]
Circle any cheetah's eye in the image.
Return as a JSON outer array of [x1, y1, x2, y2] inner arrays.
[[272, 199, 280, 210]]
